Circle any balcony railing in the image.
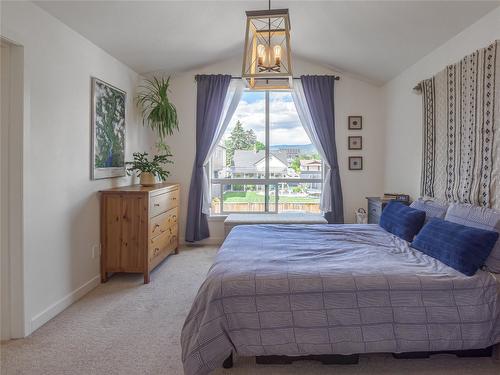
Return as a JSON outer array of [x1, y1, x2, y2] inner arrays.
[[210, 178, 322, 215]]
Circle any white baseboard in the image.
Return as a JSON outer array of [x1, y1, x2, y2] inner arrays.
[[30, 275, 100, 334]]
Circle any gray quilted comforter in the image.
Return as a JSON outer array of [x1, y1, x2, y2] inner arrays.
[[181, 224, 500, 375]]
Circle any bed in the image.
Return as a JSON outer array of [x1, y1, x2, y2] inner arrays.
[[181, 224, 500, 375]]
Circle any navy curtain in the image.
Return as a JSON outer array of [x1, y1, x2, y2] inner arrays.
[[185, 75, 232, 242], [301, 75, 344, 224]]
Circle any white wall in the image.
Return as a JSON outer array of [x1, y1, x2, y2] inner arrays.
[[383, 7, 500, 198], [0, 1, 153, 336], [164, 56, 386, 244]]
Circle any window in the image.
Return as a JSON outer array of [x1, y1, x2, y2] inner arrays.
[[209, 90, 322, 215]]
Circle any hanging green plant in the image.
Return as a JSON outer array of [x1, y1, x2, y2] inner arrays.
[[136, 76, 179, 140]]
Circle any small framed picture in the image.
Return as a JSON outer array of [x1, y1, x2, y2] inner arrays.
[[349, 156, 363, 170], [348, 136, 362, 150], [348, 116, 362, 130]]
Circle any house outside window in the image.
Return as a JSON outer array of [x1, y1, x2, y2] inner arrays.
[[209, 90, 323, 214]]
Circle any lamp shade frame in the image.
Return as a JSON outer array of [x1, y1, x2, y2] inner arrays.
[[241, 8, 293, 90]]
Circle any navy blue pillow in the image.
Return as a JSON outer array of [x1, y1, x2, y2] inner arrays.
[[379, 201, 426, 241], [412, 218, 499, 276]]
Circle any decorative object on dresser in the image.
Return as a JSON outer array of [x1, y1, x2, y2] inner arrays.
[[126, 149, 173, 186], [366, 195, 410, 224], [100, 183, 179, 284], [348, 136, 362, 150], [355, 208, 368, 224], [383, 192, 410, 202], [348, 156, 363, 170], [348, 115, 362, 130], [416, 40, 499, 209], [91, 77, 126, 180]]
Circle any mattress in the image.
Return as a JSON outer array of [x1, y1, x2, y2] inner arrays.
[[181, 224, 500, 375]]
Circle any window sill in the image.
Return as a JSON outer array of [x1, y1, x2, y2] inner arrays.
[[207, 215, 228, 222]]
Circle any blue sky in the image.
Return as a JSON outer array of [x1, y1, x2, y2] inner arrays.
[[222, 91, 312, 145], [242, 91, 263, 104], [243, 91, 294, 104]]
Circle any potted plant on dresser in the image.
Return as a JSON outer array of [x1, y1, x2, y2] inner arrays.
[[125, 149, 173, 186], [131, 76, 179, 186]]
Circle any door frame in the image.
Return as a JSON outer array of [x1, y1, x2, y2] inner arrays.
[[1, 36, 27, 339]]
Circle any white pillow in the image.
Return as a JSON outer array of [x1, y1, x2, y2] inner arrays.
[[410, 197, 449, 223], [445, 203, 500, 273]]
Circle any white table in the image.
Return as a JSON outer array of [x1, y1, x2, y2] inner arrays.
[[224, 213, 328, 238]]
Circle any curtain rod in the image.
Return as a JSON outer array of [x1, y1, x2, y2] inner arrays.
[[231, 75, 340, 81], [194, 75, 340, 81]]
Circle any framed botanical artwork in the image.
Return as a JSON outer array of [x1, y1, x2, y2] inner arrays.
[[348, 156, 363, 170], [91, 77, 126, 179], [348, 115, 362, 130], [348, 136, 362, 150]]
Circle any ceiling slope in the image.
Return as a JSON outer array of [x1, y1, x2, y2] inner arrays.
[[35, 1, 500, 84]]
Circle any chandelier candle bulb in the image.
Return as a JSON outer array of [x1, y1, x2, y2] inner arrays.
[[273, 45, 282, 65], [257, 44, 266, 65]]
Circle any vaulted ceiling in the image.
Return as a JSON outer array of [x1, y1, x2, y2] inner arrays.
[[36, 1, 499, 84]]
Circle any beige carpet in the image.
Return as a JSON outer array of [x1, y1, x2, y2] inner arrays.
[[1, 246, 500, 375]]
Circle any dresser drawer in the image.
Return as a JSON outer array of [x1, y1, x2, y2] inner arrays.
[[148, 224, 178, 262], [368, 202, 382, 217], [368, 212, 381, 224], [150, 189, 179, 217], [150, 207, 178, 239]]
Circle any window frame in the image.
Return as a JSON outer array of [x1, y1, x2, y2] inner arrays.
[[209, 89, 324, 216]]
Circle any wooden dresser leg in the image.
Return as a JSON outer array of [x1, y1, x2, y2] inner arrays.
[[101, 272, 108, 283], [144, 272, 150, 284], [174, 247, 179, 255]]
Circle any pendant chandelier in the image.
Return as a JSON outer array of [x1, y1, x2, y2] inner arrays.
[[241, 0, 292, 90]]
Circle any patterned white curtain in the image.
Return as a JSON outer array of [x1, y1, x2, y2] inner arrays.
[[201, 79, 244, 214], [291, 80, 332, 213], [419, 40, 500, 209]]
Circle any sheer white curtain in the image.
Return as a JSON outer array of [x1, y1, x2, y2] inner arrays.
[[202, 79, 244, 214], [291, 80, 332, 213]]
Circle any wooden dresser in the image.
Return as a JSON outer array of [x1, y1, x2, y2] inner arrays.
[[100, 183, 179, 283], [366, 197, 410, 224]]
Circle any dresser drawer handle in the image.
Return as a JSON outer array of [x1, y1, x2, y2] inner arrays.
[[154, 247, 160, 255], [172, 197, 177, 201], [153, 223, 160, 229], [154, 203, 160, 207]]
